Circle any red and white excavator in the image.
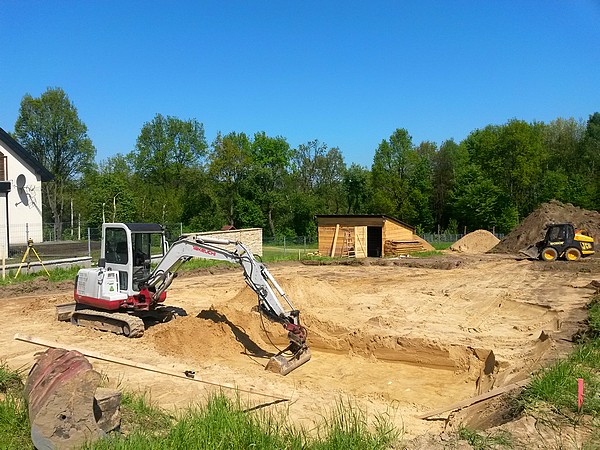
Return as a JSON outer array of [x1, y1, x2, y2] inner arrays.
[[64, 223, 310, 375]]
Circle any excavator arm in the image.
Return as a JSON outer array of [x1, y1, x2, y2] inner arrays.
[[140, 236, 311, 375]]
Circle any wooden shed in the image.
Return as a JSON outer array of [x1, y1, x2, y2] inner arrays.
[[316, 215, 434, 258]]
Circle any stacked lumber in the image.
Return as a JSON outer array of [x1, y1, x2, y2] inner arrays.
[[384, 240, 428, 256]]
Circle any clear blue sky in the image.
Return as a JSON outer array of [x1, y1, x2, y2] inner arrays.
[[1, 1, 599, 167]]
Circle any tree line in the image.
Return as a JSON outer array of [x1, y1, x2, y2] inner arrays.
[[11, 87, 600, 238]]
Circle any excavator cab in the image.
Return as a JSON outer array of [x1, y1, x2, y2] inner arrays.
[[100, 223, 167, 295]]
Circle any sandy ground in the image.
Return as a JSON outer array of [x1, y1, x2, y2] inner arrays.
[[1, 253, 598, 440]]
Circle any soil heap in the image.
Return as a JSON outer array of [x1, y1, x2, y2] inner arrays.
[[450, 230, 500, 253], [493, 200, 600, 254]]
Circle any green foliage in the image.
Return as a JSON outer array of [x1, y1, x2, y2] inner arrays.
[[0, 364, 30, 450], [11, 86, 600, 239], [14, 87, 96, 231]]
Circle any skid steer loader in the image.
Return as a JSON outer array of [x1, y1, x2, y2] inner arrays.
[[520, 223, 595, 261]]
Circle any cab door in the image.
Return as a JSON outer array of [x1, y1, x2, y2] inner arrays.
[[103, 226, 133, 295]]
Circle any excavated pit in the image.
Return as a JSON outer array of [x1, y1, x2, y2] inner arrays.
[[2, 256, 591, 440]]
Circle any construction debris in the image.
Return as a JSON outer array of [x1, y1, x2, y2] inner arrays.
[[24, 348, 121, 449]]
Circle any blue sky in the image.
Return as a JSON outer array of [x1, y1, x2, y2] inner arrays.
[[1, 1, 599, 167]]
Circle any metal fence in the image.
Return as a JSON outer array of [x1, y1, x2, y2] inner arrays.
[[420, 232, 504, 243]]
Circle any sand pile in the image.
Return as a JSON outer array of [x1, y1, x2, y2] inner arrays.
[[493, 200, 600, 254], [450, 230, 500, 253]]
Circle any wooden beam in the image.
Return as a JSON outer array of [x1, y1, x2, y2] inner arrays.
[[330, 224, 340, 257], [14, 333, 289, 402], [416, 379, 529, 419]]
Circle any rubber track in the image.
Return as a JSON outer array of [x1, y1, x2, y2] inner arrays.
[[71, 309, 145, 338]]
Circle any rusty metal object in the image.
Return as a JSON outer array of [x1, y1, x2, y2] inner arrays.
[[25, 348, 121, 449]]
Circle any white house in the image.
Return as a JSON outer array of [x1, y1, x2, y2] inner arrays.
[[0, 127, 53, 255]]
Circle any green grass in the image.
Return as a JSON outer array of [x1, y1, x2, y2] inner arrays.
[[458, 426, 513, 449], [410, 250, 444, 258], [0, 363, 31, 450], [86, 393, 399, 449], [0, 265, 81, 286], [0, 364, 400, 450], [431, 242, 453, 250]]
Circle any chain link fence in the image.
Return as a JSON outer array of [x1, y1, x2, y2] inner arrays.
[[7, 222, 504, 263]]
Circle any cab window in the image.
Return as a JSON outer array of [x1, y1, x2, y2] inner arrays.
[[105, 228, 129, 264]]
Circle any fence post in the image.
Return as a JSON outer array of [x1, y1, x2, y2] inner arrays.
[[283, 236, 286, 256], [1, 244, 5, 280], [26, 223, 30, 242], [87, 228, 91, 258]]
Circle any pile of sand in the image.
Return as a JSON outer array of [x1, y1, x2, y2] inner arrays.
[[450, 230, 500, 253], [493, 200, 600, 254]]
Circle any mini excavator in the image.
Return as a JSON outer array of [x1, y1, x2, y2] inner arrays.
[[64, 223, 310, 375]]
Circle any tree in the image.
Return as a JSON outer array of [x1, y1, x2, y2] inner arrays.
[[432, 139, 468, 230], [209, 132, 252, 226], [79, 154, 137, 228], [371, 128, 414, 219], [247, 132, 292, 236], [581, 112, 600, 208], [462, 120, 546, 220], [132, 114, 208, 224], [133, 114, 207, 186], [14, 87, 95, 236], [343, 163, 371, 214]]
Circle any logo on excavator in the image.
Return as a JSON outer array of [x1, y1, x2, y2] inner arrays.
[[193, 246, 217, 257]]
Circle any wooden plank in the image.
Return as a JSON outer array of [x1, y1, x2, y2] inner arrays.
[[14, 333, 289, 402], [416, 379, 529, 419], [318, 217, 385, 227], [330, 224, 340, 257], [354, 226, 367, 258]]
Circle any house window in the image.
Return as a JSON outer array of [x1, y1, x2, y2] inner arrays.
[[0, 151, 6, 181]]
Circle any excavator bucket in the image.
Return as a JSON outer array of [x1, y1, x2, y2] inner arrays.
[[519, 244, 541, 259], [265, 348, 312, 376]]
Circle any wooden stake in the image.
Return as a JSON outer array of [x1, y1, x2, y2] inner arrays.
[[330, 224, 340, 257], [14, 333, 289, 402]]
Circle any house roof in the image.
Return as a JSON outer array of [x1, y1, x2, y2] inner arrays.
[[0, 127, 54, 182], [315, 214, 415, 231]]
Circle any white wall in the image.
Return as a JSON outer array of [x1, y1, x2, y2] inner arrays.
[[185, 228, 263, 257], [0, 140, 44, 244], [0, 193, 7, 257]]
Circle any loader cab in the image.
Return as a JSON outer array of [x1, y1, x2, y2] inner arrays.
[[100, 223, 167, 295]]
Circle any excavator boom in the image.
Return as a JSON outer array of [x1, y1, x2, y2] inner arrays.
[[69, 223, 310, 375]]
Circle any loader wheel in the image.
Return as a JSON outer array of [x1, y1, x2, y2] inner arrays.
[[540, 247, 558, 262], [565, 247, 581, 261]]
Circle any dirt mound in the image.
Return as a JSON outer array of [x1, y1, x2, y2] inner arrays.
[[0, 278, 74, 299], [493, 200, 600, 254], [450, 230, 500, 253], [145, 294, 283, 363]]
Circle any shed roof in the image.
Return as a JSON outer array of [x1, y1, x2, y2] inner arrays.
[[0, 127, 54, 182], [315, 214, 415, 232]]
